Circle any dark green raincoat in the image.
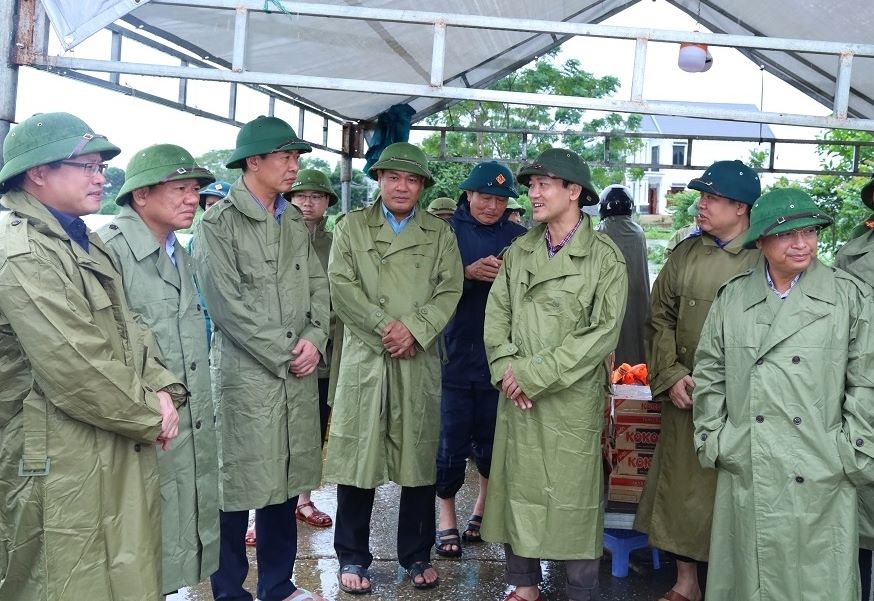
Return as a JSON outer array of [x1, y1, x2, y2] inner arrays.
[[482, 217, 627, 559], [324, 203, 462, 488], [633, 233, 760, 560], [99, 206, 219, 593], [0, 191, 187, 601], [193, 178, 329, 511], [693, 259, 874, 600]]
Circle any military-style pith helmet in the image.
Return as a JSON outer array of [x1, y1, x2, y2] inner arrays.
[[225, 116, 312, 169], [506, 197, 526, 216], [687, 160, 760, 205], [288, 169, 338, 206], [742, 188, 833, 249], [860, 174, 874, 211], [0, 112, 121, 190], [199, 180, 232, 209], [459, 161, 518, 198], [115, 144, 215, 205], [367, 142, 434, 188], [516, 147, 599, 206], [427, 197, 456, 217]]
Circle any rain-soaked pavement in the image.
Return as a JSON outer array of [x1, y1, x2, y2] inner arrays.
[[169, 463, 674, 601]]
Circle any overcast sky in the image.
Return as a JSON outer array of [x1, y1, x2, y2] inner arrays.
[[14, 0, 832, 172]]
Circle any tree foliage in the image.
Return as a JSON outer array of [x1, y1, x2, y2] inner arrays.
[[420, 50, 641, 191], [99, 166, 126, 214]]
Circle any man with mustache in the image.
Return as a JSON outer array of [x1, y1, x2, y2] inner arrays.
[[193, 116, 330, 601], [98, 144, 220, 599], [634, 160, 761, 601]]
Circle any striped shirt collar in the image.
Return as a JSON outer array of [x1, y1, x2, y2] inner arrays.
[[544, 215, 583, 258]]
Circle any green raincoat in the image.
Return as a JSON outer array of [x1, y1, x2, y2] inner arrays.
[[633, 233, 760, 560], [836, 229, 874, 551], [0, 191, 187, 601], [98, 206, 219, 593], [693, 259, 874, 601], [324, 203, 462, 488], [192, 179, 329, 511], [482, 217, 628, 559], [310, 217, 334, 380]]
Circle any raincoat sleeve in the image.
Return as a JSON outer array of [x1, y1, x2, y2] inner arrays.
[[484, 253, 516, 388], [836, 285, 874, 485], [299, 243, 330, 357], [327, 217, 391, 355], [193, 217, 294, 378], [691, 293, 727, 470], [398, 230, 463, 350], [512, 253, 628, 400], [0, 255, 164, 443], [138, 325, 190, 406], [646, 253, 688, 397]]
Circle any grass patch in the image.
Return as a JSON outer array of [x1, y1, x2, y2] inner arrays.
[[643, 226, 674, 241]]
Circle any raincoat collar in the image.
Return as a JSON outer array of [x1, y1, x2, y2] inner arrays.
[[838, 229, 874, 257], [110, 205, 182, 289], [227, 176, 302, 224], [363, 200, 439, 256], [515, 213, 594, 258], [701, 230, 748, 255]]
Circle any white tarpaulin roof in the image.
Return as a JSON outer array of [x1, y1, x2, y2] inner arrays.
[[34, 0, 874, 123]]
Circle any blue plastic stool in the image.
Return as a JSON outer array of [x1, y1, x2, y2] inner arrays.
[[602, 528, 661, 577]]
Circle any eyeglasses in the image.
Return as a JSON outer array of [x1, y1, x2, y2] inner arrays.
[[293, 193, 329, 203], [771, 227, 818, 242], [61, 161, 108, 176]]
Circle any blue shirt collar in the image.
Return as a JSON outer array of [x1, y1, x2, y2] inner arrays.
[[164, 231, 177, 266], [381, 201, 416, 234], [249, 190, 289, 223], [45, 205, 89, 252]]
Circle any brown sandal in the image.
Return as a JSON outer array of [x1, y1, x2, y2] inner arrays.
[[504, 591, 543, 601], [295, 501, 333, 528]]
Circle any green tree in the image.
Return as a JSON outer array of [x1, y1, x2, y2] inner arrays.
[[421, 50, 641, 189], [667, 189, 700, 230], [195, 148, 240, 184], [99, 166, 126, 214]]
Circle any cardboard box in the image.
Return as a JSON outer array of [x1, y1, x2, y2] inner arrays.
[[608, 473, 647, 504], [611, 449, 654, 476], [613, 397, 662, 415], [613, 421, 661, 452], [612, 384, 653, 402]]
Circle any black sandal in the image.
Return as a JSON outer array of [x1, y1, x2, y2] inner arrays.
[[462, 514, 483, 542], [434, 527, 462, 558], [338, 564, 372, 595], [407, 561, 439, 590]]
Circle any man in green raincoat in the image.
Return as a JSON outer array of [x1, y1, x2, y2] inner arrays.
[[0, 112, 185, 600], [98, 144, 220, 596], [482, 148, 628, 601], [693, 188, 874, 601], [835, 174, 874, 600], [324, 142, 463, 593], [193, 116, 329, 601], [634, 160, 761, 601]]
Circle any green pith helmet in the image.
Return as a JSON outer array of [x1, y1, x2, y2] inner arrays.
[[0, 112, 121, 190], [427, 197, 456, 216], [459, 161, 518, 198], [225, 116, 312, 169], [287, 169, 338, 206], [687, 160, 760, 205], [115, 144, 215, 205], [506, 197, 525, 215], [516, 147, 599, 206], [742, 188, 834, 249], [367, 142, 434, 188], [861, 174, 874, 211]]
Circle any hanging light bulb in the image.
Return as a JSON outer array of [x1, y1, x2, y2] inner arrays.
[[678, 42, 713, 73]]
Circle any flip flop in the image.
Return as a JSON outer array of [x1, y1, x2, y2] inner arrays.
[[407, 561, 439, 590], [281, 588, 322, 601], [338, 564, 372, 595]]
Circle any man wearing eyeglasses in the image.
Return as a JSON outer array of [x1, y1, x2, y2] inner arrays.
[[0, 113, 185, 600], [193, 116, 330, 601], [693, 188, 874, 600], [634, 160, 761, 601], [97, 144, 220, 598]]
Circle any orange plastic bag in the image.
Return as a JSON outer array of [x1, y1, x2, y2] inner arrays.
[[611, 363, 648, 386]]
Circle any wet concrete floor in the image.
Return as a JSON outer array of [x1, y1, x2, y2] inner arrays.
[[169, 463, 674, 601]]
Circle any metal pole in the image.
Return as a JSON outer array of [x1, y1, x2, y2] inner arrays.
[[340, 153, 352, 213], [0, 1, 20, 163]]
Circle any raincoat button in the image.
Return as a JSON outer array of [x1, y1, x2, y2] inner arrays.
[[196, 304, 201, 312], [701, 433, 708, 441], [195, 420, 202, 429], [792, 356, 800, 364], [793, 416, 802, 425], [376, 311, 383, 318], [755, 415, 764, 423], [705, 249, 712, 255], [379, 297, 386, 304], [535, 356, 543, 364], [190, 362, 196, 371], [314, 320, 320, 326], [134, 444, 141, 452], [755, 358, 764, 365], [857, 439, 865, 447], [689, 300, 696, 307], [306, 311, 312, 319], [680, 346, 687, 354], [286, 331, 294, 338], [381, 259, 387, 265], [795, 476, 804, 483], [109, 224, 118, 230], [524, 296, 532, 302], [10, 219, 21, 226], [295, 263, 300, 270]]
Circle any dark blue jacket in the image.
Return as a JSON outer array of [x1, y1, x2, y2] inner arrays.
[[443, 205, 526, 387]]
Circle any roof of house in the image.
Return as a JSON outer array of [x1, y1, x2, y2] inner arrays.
[[639, 102, 776, 139]]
